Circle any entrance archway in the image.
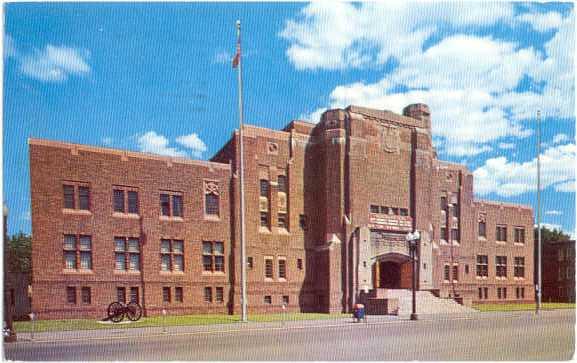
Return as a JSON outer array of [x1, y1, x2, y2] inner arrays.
[[372, 253, 413, 289]]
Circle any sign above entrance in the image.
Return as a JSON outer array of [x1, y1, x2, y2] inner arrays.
[[368, 213, 412, 232]]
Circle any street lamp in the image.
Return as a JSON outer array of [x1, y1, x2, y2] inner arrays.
[[405, 230, 420, 321]]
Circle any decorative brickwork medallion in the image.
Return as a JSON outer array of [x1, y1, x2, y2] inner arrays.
[[267, 142, 278, 155], [205, 181, 219, 196], [381, 125, 400, 153]]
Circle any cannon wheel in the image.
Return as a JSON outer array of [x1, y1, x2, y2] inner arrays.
[[126, 302, 143, 322], [108, 301, 125, 323]]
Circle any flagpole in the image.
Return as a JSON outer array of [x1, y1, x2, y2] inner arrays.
[[536, 109, 542, 315], [236, 19, 248, 323]]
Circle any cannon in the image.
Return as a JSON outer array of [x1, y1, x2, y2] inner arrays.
[[105, 301, 143, 323]]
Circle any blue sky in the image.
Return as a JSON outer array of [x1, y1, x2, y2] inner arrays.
[[3, 2, 575, 237]]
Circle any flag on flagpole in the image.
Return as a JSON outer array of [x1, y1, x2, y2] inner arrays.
[[232, 37, 241, 68]]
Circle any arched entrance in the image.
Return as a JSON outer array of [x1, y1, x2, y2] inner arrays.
[[372, 253, 413, 289]]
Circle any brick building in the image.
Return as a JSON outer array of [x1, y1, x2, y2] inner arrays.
[[542, 240, 575, 303], [29, 104, 535, 319]]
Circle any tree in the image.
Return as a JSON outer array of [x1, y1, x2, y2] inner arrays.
[[534, 226, 571, 243], [5, 232, 32, 273]]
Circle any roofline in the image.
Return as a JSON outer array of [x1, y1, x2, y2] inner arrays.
[[28, 138, 230, 170], [474, 199, 533, 211]]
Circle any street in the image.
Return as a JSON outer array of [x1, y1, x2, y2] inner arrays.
[[4, 310, 575, 361]]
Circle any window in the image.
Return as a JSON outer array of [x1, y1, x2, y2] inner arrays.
[[175, 287, 183, 303], [67, 287, 76, 304], [115, 237, 140, 271], [478, 220, 486, 238], [483, 287, 488, 299], [278, 259, 287, 280], [380, 206, 389, 214], [452, 204, 459, 218], [400, 208, 409, 216], [278, 213, 288, 229], [114, 189, 125, 212], [63, 183, 90, 210], [81, 287, 91, 304], [64, 235, 77, 269], [496, 225, 507, 242], [172, 195, 183, 217], [265, 258, 273, 279], [514, 257, 525, 278], [558, 248, 565, 261], [260, 212, 269, 227], [260, 180, 269, 197], [128, 191, 139, 214], [478, 287, 483, 300], [160, 192, 184, 218], [204, 194, 218, 216], [278, 175, 287, 193], [202, 241, 225, 272], [264, 295, 272, 305], [496, 256, 507, 278], [297, 258, 303, 270], [63, 185, 75, 209], [78, 187, 90, 210], [465, 265, 469, 274], [299, 214, 307, 230], [440, 196, 447, 210], [514, 227, 525, 244], [161, 239, 184, 272], [516, 287, 525, 299], [160, 194, 171, 216], [215, 287, 224, 303], [130, 287, 139, 304], [113, 188, 139, 214], [370, 205, 380, 213], [63, 235, 92, 270], [452, 265, 459, 281], [392, 208, 399, 215], [476, 255, 488, 277], [247, 257, 254, 269], [451, 228, 460, 242], [282, 295, 289, 306], [444, 265, 450, 281], [204, 287, 212, 303], [497, 287, 502, 299], [503, 287, 507, 299], [117, 287, 126, 304], [163, 287, 171, 303], [440, 227, 447, 241]]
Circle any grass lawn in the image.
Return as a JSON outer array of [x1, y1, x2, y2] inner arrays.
[[13, 312, 350, 333], [473, 302, 575, 312]]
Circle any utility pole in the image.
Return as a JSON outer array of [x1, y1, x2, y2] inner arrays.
[[233, 20, 248, 322], [536, 110, 542, 314]]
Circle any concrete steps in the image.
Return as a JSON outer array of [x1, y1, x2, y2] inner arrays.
[[385, 289, 477, 315]]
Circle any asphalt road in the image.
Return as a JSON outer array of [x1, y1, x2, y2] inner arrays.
[[4, 310, 575, 361]]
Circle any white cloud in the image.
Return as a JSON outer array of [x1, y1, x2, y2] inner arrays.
[[499, 143, 516, 150], [518, 11, 564, 32], [176, 133, 207, 158], [101, 137, 113, 146], [4, 34, 16, 58], [545, 210, 563, 216], [280, 2, 514, 70], [537, 222, 564, 231], [473, 143, 576, 196], [214, 50, 231, 65], [286, 5, 574, 156], [136, 131, 187, 158], [554, 180, 575, 192], [553, 133, 570, 145], [20, 44, 90, 82]]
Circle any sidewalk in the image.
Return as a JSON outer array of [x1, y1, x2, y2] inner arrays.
[[13, 309, 571, 344]]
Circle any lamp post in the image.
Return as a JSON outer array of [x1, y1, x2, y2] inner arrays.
[[405, 230, 420, 321]]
